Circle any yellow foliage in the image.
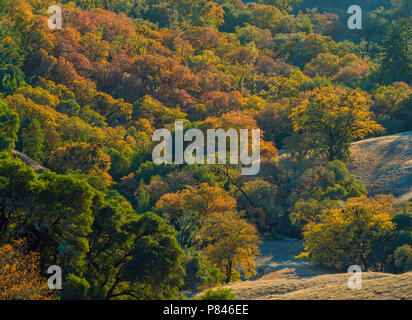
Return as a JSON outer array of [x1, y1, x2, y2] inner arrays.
[[300, 195, 396, 271], [0, 239, 51, 300], [200, 210, 261, 282], [291, 86, 384, 160]]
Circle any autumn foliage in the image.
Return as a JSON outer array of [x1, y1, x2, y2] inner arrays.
[[0, 0, 411, 300], [0, 239, 51, 300]]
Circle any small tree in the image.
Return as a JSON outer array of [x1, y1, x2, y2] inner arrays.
[[156, 183, 237, 248], [200, 211, 261, 283]]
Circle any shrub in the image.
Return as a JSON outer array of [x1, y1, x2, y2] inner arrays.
[[198, 288, 236, 300], [394, 244, 412, 273]]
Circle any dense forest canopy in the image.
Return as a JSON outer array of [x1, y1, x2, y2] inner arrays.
[[0, 0, 411, 299]]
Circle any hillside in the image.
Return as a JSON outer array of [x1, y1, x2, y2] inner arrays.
[[214, 132, 412, 300], [349, 131, 412, 203], [0, 0, 411, 301], [217, 240, 412, 300]]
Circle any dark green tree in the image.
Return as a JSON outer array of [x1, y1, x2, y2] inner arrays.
[[0, 37, 25, 95], [20, 118, 45, 163], [0, 100, 19, 152], [56, 99, 81, 117], [380, 19, 412, 83], [81, 201, 185, 300]]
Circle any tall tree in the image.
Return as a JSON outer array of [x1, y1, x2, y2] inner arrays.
[[48, 142, 112, 183], [291, 87, 383, 161], [200, 210, 261, 283], [156, 183, 237, 247], [380, 19, 412, 83], [0, 37, 25, 94], [20, 118, 44, 163], [0, 100, 19, 152], [298, 196, 396, 271]]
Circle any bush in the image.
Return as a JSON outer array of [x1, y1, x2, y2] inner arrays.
[[182, 250, 209, 290], [204, 266, 225, 289], [392, 212, 412, 232], [394, 244, 412, 273], [198, 288, 236, 300]]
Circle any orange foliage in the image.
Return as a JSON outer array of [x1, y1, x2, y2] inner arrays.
[[0, 239, 51, 300]]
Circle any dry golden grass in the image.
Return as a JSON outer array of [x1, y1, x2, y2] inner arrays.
[[348, 131, 412, 203], [224, 272, 412, 300], [200, 240, 412, 300]]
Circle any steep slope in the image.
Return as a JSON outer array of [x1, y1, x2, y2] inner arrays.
[[348, 131, 412, 202]]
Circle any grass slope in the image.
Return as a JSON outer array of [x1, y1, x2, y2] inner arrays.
[[349, 131, 412, 202], [215, 240, 412, 300]]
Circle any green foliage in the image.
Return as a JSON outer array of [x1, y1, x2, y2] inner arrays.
[[20, 118, 44, 163], [290, 160, 367, 211], [57, 99, 81, 117], [0, 0, 410, 300], [181, 249, 210, 290], [322, 160, 367, 200], [301, 16, 313, 34], [118, 212, 185, 299], [380, 19, 412, 84], [0, 36, 25, 94], [197, 288, 236, 300], [220, 3, 251, 33], [0, 100, 19, 152], [204, 266, 225, 288], [107, 148, 130, 181], [394, 244, 412, 273], [61, 273, 91, 300], [135, 180, 150, 213], [393, 212, 412, 232]]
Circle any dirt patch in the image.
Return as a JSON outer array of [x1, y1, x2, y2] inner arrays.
[[253, 239, 336, 280]]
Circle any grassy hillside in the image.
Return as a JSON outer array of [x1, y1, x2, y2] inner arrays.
[[0, 0, 411, 300], [210, 240, 412, 300], [349, 131, 412, 202], [224, 271, 412, 300]]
